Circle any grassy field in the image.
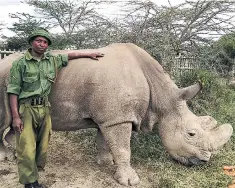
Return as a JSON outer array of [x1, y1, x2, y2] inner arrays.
[[62, 129, 234, 188]]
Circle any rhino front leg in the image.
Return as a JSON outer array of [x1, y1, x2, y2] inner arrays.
[[95, 129, 114, 165], [100, 122, 140, 186]]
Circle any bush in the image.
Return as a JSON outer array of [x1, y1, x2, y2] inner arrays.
[[175, 70, 233, 117], [175, 70, 219, 97]]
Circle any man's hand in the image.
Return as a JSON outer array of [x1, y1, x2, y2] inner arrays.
[[68, 51, 105, 60], [89, 52, 104, 60], [12, 117, 23, 133]]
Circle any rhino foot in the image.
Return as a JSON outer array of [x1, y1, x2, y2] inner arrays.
[[96, 153, 114, 165], [0, 144, 16, 162], [114, 166, 140, 186], [0, 153, 5, 161], [0, 143, 6, 161]]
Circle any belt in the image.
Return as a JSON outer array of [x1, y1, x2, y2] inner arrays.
[[19, 96, 49, 106], [31, 97, 45, 105]]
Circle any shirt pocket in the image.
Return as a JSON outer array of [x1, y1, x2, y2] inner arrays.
[[46, 71, 56, 83], [22, 74, 40, 92]]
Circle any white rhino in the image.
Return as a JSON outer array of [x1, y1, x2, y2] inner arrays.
[[0, 43, 233, 186]]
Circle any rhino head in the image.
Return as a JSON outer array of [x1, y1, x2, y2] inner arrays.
[[158, 83, 233, 166]]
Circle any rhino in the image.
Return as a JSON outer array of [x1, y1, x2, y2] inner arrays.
[[0, 43, 233, 186]]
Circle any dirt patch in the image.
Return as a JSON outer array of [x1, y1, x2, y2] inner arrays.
[[0, 169, 11, 176], [0, 132, 158, 188]]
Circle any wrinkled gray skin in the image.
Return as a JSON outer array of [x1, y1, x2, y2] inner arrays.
[[0, 43, 233, 186]]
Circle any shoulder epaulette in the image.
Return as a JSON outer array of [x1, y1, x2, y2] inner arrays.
[[45, 51, 53, 57], [13, 54, 26, 65]]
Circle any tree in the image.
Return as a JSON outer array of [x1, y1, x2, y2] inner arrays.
[[4, 0, 235, 75], [4, 13, 48, 50], [0, 22, 6, 49], [23, 0, 117, 49], [0, 22, 3, 31], [115, 0, 235, 71], [209, 33, 235, 77]]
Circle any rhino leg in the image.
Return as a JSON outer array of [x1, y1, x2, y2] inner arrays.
[[4, 127, 15, 148], [0, 127, 16, 162], [4, 127, 16, 161], [100, 122, 140, 186], [95, 129, 114, 165], [0, 131, 6, 161]]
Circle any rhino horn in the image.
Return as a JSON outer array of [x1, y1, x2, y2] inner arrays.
[[179, 82, 202, 100], [199, 116, 217, 131], [209, 123, 233, 151]]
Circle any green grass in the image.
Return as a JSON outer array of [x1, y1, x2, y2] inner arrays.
[[130, 132, 234, 188], [61, 129, 234, 187]]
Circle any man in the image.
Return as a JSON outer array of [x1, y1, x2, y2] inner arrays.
[[7, 29, 104, 188]]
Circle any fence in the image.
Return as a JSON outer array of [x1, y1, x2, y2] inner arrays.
[[161, 56, 199, 76], [172, 56, 199, 75], [0, 49, 23, 60], [171, 56, 233, 78]]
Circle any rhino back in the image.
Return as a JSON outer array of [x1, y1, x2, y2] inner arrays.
[[50, 43, 151, 130]]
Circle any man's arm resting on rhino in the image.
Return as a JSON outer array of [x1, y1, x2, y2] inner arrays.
[[67, 51, 104, 60], [9, 94, 23, 133]]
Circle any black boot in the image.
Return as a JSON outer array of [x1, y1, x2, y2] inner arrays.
[[25, 181, 43, 188], [25, 183, 35, 188]]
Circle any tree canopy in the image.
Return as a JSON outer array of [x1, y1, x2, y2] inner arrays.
[[1, 0, 235, 74]]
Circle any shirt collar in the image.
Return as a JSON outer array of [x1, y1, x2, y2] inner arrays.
[[25, 48, 50, 60]]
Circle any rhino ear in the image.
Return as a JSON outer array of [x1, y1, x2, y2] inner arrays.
[[179, 82, 202, 100]]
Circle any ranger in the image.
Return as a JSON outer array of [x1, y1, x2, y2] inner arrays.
[[7, 29, 104, 188]]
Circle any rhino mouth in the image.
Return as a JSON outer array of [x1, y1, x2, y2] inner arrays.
[[172, 156, 209, 166], [187, 157, 208, 166]]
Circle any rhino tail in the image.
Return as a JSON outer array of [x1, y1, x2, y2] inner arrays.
[[0, 91, 13, 140]]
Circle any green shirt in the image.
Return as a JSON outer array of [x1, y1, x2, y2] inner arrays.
[[7, 49, 68, 99]]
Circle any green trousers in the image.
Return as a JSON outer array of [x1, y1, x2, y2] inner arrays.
[[16, 103, 52, 184]]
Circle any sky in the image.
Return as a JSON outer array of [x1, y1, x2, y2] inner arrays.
[[0, 0, 186, 37]]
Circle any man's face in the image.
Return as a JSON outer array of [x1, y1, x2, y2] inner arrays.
[[31, 36, 49, 55]]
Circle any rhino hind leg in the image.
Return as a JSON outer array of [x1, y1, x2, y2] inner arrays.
[[0, 133, 6, 161], [5, 127, 16, 161], [4, 127, 15, 148], [100, 122, 140, 186], [0, 129, 7, 161], [95, 129, 114, 165]]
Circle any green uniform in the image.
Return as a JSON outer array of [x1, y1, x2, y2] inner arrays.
[[7, 49, 68, 184]]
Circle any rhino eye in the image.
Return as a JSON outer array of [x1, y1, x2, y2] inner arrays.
[[188, 132, 195, 136]]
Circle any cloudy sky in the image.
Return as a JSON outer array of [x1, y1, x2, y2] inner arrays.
[[0, 0, 185, 36]]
